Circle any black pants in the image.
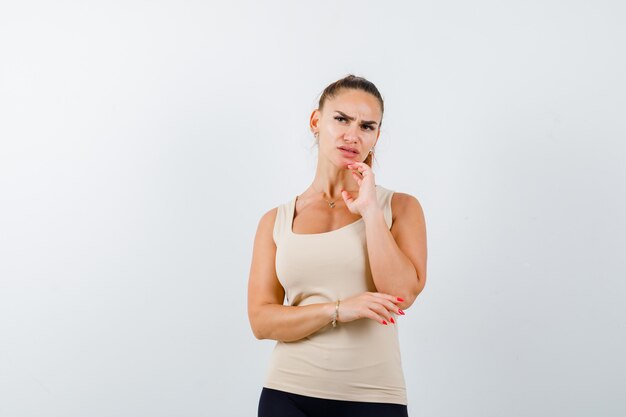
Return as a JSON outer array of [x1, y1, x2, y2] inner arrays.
[[258, 387, 409, 417]]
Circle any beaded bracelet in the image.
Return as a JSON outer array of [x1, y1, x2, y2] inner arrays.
[[331, 299, 340, 327]]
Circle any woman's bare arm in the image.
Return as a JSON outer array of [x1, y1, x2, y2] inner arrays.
[[363, 193, 427, 311], [247, 208, 335, 342]]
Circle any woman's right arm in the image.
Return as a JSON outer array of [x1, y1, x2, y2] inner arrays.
[[247, 208, 404, 343], [247, 208, 336, 342]]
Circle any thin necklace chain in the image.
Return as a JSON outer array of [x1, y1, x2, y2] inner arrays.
[[311, 185, 357, 208]]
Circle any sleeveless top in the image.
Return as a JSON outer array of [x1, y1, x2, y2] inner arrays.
[[263, 184, 408, 405]]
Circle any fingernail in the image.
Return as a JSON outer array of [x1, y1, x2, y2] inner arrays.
[[382, 320, 387, 325], [398, 309, 405, 315], [390, 317, 395, 324], [397, 297, 404, 302]]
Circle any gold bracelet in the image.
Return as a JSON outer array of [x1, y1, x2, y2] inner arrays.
[[331, 299, 340, 327]]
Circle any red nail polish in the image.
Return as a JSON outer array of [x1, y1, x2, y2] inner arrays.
[[382, 320, 387, 325], [398, 309, 405, 315], [390, 317, 395, 324], [397, 297, 404, 302]]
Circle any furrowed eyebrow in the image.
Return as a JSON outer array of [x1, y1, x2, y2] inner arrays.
[[334, 110, 378, 127]]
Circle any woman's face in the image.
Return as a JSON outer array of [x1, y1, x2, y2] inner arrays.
[[311, 88, 382, 168]]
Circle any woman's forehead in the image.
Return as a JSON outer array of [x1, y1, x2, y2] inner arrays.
[[325, 90, 381, 118]]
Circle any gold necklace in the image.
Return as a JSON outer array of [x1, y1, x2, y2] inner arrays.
[[311, 185, 357, 208], [324, 197, 339, 208]]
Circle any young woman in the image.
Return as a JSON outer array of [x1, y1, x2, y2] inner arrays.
[[248, 74, 428, 417]]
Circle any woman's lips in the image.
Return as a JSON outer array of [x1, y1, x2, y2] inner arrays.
[[338, 148, 359, 158]]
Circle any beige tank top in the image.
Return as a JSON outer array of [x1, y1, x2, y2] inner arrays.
[[263, 184, 407, 405]]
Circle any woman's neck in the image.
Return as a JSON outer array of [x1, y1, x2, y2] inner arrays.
[[309, 172, 359, 200]]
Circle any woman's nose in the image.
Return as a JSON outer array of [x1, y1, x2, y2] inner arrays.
[[344, 123, 360, 142]]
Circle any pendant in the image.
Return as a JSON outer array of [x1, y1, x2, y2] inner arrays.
[[329, 201, 335, 208]]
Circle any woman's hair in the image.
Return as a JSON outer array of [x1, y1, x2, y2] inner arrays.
[[316, 74, 384, 168]]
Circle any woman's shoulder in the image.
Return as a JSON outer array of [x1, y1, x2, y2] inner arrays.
[[259, 206, 278, 223], [256, 195, 294, 233], [258, 196, 292, 222], [253, 205, 282, 248], [385, 188, 425, 222], [377, 184, 419, 201]]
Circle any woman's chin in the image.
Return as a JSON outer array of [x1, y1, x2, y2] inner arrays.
[[327, 156, 361, 168]]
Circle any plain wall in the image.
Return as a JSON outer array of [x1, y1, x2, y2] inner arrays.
[[1, 1, 624, 416]]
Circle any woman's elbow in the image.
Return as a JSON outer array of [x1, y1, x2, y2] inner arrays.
[[251, 325, 265, 340], [399, 280, 425, 311], [248, 310, 267, 340]]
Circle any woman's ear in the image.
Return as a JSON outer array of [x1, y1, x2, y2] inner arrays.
[[309, 109, 320, 132]]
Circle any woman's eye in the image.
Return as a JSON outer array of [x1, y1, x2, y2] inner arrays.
[[335, 116, 373, 131]]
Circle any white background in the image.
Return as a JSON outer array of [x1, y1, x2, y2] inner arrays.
[[1, 1, 625, 416]]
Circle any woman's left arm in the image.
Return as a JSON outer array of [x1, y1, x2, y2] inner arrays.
[[362, 193, 427, 311]]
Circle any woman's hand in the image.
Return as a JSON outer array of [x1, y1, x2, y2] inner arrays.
[[336, 291, 405, 325], [341, 161, 379, 218]]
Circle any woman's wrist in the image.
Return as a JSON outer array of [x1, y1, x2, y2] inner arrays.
[[331, 299, 340, 327], [324, 302, 335, 323], [361, 206, 384, 223]]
